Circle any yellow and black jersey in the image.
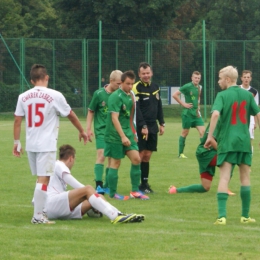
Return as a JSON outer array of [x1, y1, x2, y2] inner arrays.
[[133, 80, 165, 134]]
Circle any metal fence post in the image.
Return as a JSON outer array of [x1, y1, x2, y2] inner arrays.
[[82, 38, 87, 116], [202, 20, 207, 121]]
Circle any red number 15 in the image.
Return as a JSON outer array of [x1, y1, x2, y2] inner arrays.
[[231, 101, 247, 125], [28, 103, 45, 127]]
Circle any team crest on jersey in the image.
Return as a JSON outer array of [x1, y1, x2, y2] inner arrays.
[[102, 101, 106, 106], [156, 93, 159, 100], [122, 104, 126, 110]]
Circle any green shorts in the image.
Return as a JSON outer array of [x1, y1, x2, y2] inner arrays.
[[217, 152, 252, 166], [104, 141, 139, 159], [95, 137, 105, 149], [196, 150, 216, 176], [182, 115, 204, 129]]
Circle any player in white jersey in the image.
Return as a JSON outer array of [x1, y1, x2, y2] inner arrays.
[[240, 70, 259, 153], [46, 144, 145, 223], [13, 64, 88, 224]]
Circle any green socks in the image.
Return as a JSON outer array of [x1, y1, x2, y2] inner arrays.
[[217, 192, 229, 218], [217, 186, 251, 219], [130, 164, 141, 191], [103, 167, 109, 188], [94, 164, 104, 182], [177, 184, 207, 193], [240, 186, 251, 218], [108, 168, 118, 198], [179, 136, 186, 155]]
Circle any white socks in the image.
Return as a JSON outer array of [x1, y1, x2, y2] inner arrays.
[[33, 183, 47, 220], [88, 194, 119, 220]]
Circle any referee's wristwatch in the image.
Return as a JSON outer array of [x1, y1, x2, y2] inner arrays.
[[142, 125, 147, 129], [160, 123, 165, 127]]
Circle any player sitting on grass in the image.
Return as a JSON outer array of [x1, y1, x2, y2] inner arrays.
[[168, 123, 235, 195], [45, 144, 145, 224]]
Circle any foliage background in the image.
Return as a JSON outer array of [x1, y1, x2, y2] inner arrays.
[[1, 0, 260, 113]]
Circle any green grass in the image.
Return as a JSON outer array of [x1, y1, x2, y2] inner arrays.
[[1, 118, 260, 259]]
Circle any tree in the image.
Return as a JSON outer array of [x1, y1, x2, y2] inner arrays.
[[54, 0, 184, 39], [185, 0, 260, 41]]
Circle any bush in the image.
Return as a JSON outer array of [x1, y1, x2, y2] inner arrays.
[[0, 83, 20, 112]]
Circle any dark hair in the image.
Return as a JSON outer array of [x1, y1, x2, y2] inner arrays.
[[121, 70, 136, 82], [30, 64, 48, 82], [59, 144, 76, 160], [138, 62, 152, 72]]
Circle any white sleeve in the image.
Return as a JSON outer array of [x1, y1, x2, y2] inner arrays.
[[130, 90, 136, 128], [14, 96, 25, 116], [62, 172, 85, 189], [55, 92, 72, 117], [254, 91, 259, 106]]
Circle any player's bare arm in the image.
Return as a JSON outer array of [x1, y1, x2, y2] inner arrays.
[[13, 116, 23, 157], [172, 90, 193, 108], [86, 110, 94, 142], [67, 111, 88, 144], [111, 112, 131, 147], [204, 111, 219, 149], [254, 113, 260, 128], [254, 115, 258, 129]]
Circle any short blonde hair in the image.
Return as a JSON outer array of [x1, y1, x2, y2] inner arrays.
[[219, 66, 238, 82], [110, 70, 123, 81], [192, 71, 201, 76]]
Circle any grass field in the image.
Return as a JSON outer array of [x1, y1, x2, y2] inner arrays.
[[1, 116, 260, 260]]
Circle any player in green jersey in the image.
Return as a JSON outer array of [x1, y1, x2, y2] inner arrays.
[[168, 123, 234, 195], [172, 71, 205, 158], [104, 70, 149, 200], [86, 70, 122, 193], [204, 65, 260, 225]]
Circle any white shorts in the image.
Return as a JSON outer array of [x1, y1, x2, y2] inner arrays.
[[46, 191, 82, 220], [27, 151, 56, 176], [249, 124, 254, 139]]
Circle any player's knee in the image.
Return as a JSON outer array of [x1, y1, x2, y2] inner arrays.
[[201, 172, 213, 191], [203, 184, 211, 191], [131, 157, 141, 165], [181, 130, 189, 137], [85, 185, 95, 194], [141, 151, 152, 162]]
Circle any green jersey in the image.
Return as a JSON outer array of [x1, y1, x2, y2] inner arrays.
[[88, 86, 111, 138], [104, 88, 136, 144], [196, 123, 219, 156], [212, 86, 260, 154], [179, 82, 202, 117]]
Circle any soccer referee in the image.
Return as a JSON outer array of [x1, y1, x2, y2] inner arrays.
[[133, 62, 165, 193]]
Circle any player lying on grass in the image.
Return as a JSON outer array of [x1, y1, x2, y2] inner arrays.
[[45, 144, 145, 224], [168, 123, 235, 195]]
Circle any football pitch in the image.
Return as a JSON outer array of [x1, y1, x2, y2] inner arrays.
[[1, 118, 260, 260]]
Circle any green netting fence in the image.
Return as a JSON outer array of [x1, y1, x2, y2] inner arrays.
[[1, 36, 260, 116]]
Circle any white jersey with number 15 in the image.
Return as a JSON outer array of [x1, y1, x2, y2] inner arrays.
[[14, 86, 71, 152]]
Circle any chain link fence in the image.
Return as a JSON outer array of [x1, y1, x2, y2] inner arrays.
[[1, 36, 260, 115]]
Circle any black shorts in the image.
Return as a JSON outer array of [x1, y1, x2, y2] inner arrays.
[[137, 132, 158, 152]]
